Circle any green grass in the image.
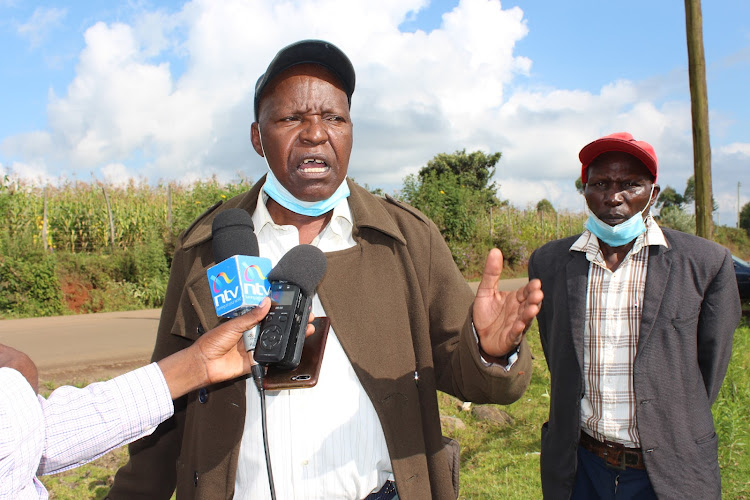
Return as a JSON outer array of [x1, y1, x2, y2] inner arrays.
[[40, 319, 750, 499]]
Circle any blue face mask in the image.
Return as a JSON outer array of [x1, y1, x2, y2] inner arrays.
[[262, 169, 350, 217], [257, 127, 350, 217], [585, 185, 654, 247]]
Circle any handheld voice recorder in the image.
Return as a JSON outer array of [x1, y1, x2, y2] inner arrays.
[[253, 281, 312, 369]]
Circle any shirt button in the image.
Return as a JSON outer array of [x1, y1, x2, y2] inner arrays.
[[199, 388, 208, 403], [301, 459, 309, 466]]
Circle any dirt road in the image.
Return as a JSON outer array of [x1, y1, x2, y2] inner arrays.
[[0, 278, 528, 384], [0, 309, 161, 383]]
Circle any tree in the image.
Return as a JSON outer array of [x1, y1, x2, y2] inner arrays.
[[740, 202, 750, 235], [656, 186, 685, 210], [683, 175, 695, 203], [400, 150, 504, 246], [684, 175, 718, 211], [574, 177, 584, 195], [536, 199, 556, 214], [418, 149, 502, 208]]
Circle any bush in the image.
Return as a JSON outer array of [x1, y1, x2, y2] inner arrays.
[[0, 252, 65, 318], [714, 226, 750, 260], [55, 238, 171, 313], [658, 206, 696, 234]]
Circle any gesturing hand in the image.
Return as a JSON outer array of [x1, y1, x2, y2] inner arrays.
[[472, 248, 543, 358]]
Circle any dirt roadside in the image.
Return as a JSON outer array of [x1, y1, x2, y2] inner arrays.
[[0, 278, 529, 385], [0, 309, 161, 384]]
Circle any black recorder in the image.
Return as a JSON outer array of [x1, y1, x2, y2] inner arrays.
[[252, 244, 327, 370], [254, 282, 312, 369]]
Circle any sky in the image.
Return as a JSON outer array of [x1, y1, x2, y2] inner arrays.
[[1, 0, 749, 226]]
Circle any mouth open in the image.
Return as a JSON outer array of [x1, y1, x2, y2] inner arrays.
[[298, 158, 330, 175]]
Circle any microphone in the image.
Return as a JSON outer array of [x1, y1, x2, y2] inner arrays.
[[254, 245, 327, 369], [207, 209, 272, 350]]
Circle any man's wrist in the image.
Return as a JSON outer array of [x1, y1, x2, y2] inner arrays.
[[478, 342, 520, 365], [157, 345, 207, 400]]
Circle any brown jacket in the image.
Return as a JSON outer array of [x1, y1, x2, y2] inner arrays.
[[108, 179, 531, 499]]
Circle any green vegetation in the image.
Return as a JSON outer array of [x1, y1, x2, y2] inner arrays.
[[2, 152, 749, 318], [0, 175, 253, 318], [39, 319, 750, 499], [399, 150, 587, 278], [741, 202, 750, 236]]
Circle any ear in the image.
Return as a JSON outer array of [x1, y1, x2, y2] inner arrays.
[[251, 122, 265, 157], [649, 184, 661, 208]]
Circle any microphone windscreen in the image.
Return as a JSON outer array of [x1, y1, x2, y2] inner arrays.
[[212, 208, 259, 261], [268, 245, 327, 296]]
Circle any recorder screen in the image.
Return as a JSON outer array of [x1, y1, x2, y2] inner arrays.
[[270, 289, 296, 306]]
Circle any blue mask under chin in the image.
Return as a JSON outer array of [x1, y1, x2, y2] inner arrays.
[[262, 169, 350, 217], [585, 185, 655, 247]]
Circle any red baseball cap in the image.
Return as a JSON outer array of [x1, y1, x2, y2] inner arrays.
[[579, 132, 658, 183]]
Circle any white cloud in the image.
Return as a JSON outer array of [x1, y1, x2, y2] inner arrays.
[[101, 162, 136, 187], [17, 6, 66, 48], [2, 160, 59, 186], [719, 142, 750, 156], [1, 0, 747, 226]]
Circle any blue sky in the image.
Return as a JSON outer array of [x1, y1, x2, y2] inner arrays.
[[1, 0, 749, 226]]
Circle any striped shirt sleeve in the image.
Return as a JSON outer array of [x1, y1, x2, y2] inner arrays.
[[37, 362, 173, 475]]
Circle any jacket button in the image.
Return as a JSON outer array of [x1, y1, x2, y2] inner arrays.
[[197, 324, 205, 336], [198, 388, 208, 403], [194, 471, 199, 486]]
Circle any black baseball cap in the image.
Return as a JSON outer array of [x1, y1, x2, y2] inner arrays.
[[253, 39, 356, 121]]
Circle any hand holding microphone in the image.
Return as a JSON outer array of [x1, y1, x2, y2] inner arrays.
[[157, 299, 272, 399], [208, 209, 273, 351], [207, 209, 321, 357]]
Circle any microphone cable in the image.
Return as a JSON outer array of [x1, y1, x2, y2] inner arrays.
[[251, 363, 277, 500]]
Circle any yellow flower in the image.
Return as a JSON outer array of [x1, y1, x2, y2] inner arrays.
[[440, 190, 445, 194], [220, 194, 227, 199], [195, 201, 202, 205]]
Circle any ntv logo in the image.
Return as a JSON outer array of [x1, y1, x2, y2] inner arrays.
[[242, 263, 270, 296], [210, 263, 270, 307], [211, 272, 239, 307]]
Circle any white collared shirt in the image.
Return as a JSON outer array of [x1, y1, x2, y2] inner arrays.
[[232, 192, 393, 499], [570, 215, 668, 446]]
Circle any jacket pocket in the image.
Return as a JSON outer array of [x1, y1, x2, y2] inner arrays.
[[695, 430, 717, 445], [671, 313, 699, 331], [442, 435, 460, 499]]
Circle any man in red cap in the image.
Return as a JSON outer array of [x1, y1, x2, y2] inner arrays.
[[528, 132, 740, 499]]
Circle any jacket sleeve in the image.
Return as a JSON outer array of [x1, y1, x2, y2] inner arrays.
[[696, 248, 740, 404], [426, 219, 532, 404], [107, 243, 194, 499]]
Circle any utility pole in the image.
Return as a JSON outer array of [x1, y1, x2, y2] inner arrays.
[[684, 0, 713, 239], [739, 182, 742, 229]]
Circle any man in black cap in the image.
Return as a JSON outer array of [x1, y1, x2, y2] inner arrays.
[[108, 40, 543, 500]]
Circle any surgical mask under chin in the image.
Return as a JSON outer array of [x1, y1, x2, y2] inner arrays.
[[257, 127, 350, 217], [585, 185, 654, 247], [262, 168, 350, 217]]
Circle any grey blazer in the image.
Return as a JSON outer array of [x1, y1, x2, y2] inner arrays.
[[528, 228, 740, 500]]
